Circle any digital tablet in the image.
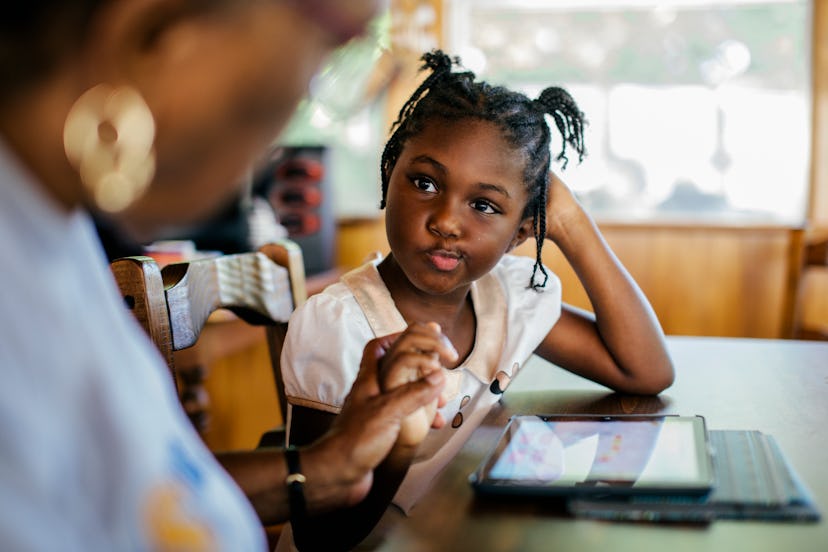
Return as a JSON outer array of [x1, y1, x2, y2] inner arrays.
[[470, 414, 714, 497]]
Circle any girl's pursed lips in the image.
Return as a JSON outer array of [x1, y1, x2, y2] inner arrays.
[[427, 249, 462, 271]]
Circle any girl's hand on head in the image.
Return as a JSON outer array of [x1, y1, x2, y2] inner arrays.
[[378, 322, 457, 446], [544, 171, 589, 244]]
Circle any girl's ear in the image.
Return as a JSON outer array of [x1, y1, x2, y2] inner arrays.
[[508, 216, 535, 252]]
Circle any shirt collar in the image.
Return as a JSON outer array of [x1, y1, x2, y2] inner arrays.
[[341, 256, 508, 397]]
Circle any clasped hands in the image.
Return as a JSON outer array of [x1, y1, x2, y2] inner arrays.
[[320, 322, 456, 506], [376, 322, 457, 446]]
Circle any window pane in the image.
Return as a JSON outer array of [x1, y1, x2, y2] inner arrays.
[[448, 0, 811, 224]]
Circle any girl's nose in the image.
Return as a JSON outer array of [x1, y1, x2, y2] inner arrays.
[[428, 200, 461, 238]]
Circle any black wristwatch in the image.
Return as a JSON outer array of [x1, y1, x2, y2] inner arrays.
[[284, 445, 307, 523]]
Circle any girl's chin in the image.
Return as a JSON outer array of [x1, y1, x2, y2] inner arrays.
[[412, 276, 469, 298]]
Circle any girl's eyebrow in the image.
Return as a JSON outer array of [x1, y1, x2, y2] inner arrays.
[[410, 154, 447, 175], [478, 182, 511, 199], [409, 154, 512, 198]]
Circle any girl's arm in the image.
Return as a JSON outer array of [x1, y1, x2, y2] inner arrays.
[[535, 172, 674, 395], [289, 323, 455, 551]]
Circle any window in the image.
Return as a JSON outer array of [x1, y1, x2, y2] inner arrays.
[[447, 0, 811, 224], [278, 13, 392, 218]]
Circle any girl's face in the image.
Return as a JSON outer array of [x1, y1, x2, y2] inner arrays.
[[385, 118, 534, 297]]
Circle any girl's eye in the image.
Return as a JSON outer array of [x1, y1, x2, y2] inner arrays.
[[471, 199, 499, 215], [412, 176, 438, 193]]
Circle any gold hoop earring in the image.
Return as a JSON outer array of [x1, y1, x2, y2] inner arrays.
[[63, 84, 156, 213]]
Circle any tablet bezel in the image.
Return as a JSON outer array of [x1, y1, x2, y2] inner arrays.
[[470, 414, 714, 497]]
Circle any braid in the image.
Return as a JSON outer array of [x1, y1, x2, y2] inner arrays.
[[527, 86, 586, 289], [380, 50, 587, 291], [391, 51, 458, 134], [530, 176, 550, 290], [534, 87, 586, 169], [380, 51, 463, 208]]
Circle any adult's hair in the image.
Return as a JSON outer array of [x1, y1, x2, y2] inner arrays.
[[0, 1, 230, 104], [0, 3, 103, 102], [380, 50, 586, 289]]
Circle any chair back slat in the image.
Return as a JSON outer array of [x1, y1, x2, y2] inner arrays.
[[259, 241, 307, 308], [787, 231, 828, 340], [111, 241, 304, 430], [161, 252, 294, 351], [111, 255, 175, 368]]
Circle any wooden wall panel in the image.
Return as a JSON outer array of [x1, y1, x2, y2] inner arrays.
[[188, 323, 282, 451], [336, 216, 389, 270], [800, 1, 828, 336], [337, 218, 799, 338], [800, 269, 828, 332], [811, 0, 828, 226], [513, 226, 796, 338]]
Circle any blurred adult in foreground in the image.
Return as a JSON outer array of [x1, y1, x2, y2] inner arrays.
[[0, 1, 452, 550]]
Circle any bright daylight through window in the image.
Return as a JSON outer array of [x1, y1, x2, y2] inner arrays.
[[448, 0, 811, 225]]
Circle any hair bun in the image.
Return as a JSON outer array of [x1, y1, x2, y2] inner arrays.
[[533, 86, 586, 168], [420, 49, 458, 74], [534, 87, 575, 112]]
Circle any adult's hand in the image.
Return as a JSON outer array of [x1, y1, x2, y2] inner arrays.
[[376, 322, 457, 446], [301, 326, 454, 510], [217, 325, 453, 524]]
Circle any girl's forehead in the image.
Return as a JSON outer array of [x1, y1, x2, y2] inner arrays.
[[405, 118, 524, 165]]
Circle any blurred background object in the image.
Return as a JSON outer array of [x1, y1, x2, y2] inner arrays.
[[446, 0, 811, 225], [253, 146, 335, 276]]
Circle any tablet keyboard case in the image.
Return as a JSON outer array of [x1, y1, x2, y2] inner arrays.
[[567, 430, 821, 522]]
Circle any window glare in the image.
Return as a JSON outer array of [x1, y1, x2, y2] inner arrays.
[[449, 0, 811, 224]]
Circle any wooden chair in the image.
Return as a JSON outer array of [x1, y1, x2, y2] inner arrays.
[[787, 231, 828, 340], [110, 240, 306, 437]]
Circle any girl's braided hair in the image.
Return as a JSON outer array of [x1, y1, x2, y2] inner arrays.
[[380, 50, 586, 289]]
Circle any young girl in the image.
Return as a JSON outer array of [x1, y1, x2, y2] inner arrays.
[[279, 50, 673, 550]]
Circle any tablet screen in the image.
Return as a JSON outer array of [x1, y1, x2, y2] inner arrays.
[[471, 415, 714, 496]]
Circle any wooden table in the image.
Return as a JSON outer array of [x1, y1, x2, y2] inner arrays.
[[379, 336, 828, 552]]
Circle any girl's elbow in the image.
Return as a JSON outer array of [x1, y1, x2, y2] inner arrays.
[[616, 360, 674, 395], [637, 361, 675, 395], [645, 375, 674, 395]]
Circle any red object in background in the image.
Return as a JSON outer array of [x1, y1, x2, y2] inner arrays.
[[275, 158, 325, 181], [270, 184, 323, 210], [279, 212, 321, 236], [258, 146, 335, 275]]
